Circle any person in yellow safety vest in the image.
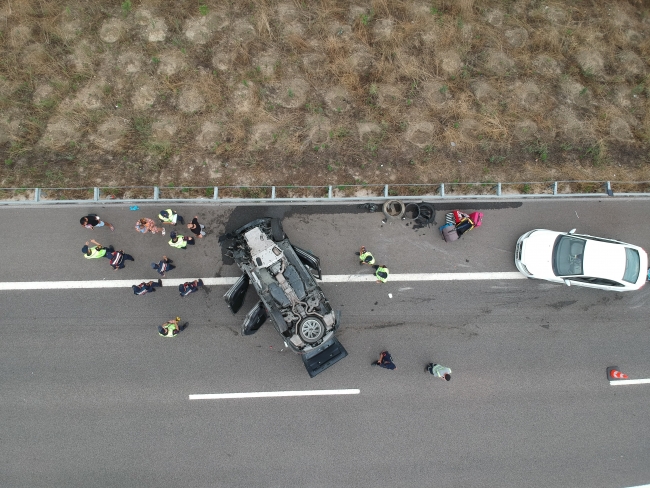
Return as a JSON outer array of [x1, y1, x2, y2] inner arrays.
[[426, 363, 452, 381], [158, 317, 188, 337], [168, 231, 195, 249], [82, 239, 112, 259], [373, 264, 389, 283], [158, 209, 184, 226], [355, 246, 375, 266]]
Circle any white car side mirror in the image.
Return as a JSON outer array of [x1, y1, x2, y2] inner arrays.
[[568, 228, 576, 234], [564, 279, 571, 286]]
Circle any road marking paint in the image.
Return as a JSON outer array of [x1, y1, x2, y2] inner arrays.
[[189, 389, 360, 400], [0, 272, 526, 291], [321, 272, 525, 282], [610, 378, 650, 386], [625, 484, 650, 488]]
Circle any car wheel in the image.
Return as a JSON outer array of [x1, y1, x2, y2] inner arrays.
[[298, 316, 325, 344], [271, 218, 286, 242], [382, 200, 405, 220]]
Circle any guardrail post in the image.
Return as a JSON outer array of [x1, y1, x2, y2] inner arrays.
[[34, 188, 40, 202], [440, 183, 445, 197], [328, 186, 332, 198], [606, 181, 613, 197], [93, 187, 99, 201], [154, 186, 159, 200], [553, 182, 558, 195], [272, 187, 276, 199], [497, 182, 501, 196], [213, 187, 218, 200], [384, 184, 388, 198]]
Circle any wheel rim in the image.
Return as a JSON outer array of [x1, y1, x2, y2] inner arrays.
[[300, 318, 323, 341]]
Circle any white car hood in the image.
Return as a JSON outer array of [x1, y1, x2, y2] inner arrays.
[[521, 230, 559, 278]]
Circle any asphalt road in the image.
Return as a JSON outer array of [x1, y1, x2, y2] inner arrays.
[[1, 199, 649, 488]]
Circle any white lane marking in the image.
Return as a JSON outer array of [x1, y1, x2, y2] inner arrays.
[[610, 378, 650, 386], [0, 272, 526, 290], [625, 484, 650, 488], [189, 389, 360, 400]]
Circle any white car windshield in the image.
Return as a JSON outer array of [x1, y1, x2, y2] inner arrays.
[[552, 235, 585, 276], [623, 248, 640, 283]]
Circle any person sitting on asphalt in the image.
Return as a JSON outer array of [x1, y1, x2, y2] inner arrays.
[[355, 246, 375, 266], [179, 279, 203, 297], [168, 231, 195, 249], [82, 239, 113, 259], [158, 209, 184, 226], [158, 317, 188, 337], [132, 280, 162, 295], [151, 256, 174, 277], [427, 363, 452, 381], [372, 350, 396, 370], [106, 249, 135, 271], [373, 264, 389, 283]]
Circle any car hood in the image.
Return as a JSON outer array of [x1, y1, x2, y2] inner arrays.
[[520, 230, 559, 277]]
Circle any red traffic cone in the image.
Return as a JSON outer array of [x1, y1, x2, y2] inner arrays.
[[607, 366, 629, 380]]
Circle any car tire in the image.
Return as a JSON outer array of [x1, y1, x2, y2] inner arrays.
[[271, 218, 286, 242], [298, 316, 325, 344], [382, 200, 405, 220]]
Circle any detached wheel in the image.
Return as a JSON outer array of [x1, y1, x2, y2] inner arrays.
[[271, 218, 286, 241], [298, 317, 325, 344], [382, 200, 405, 220]]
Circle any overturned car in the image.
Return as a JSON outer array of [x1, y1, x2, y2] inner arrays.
[[223, 218, 347, 377]]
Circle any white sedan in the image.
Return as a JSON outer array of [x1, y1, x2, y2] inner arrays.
[[515, 229, 648, 291]]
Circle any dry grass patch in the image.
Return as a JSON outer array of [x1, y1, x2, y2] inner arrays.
[[1, 0, 650, 191]]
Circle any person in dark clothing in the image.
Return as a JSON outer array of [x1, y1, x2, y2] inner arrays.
[[80, 214, 114, 231], [187, 216, 206, 238], [179, 279, 204, 297], [132, 280, 162, 295], [372, 350, 396, 370], [151, 256, 175, 277], [107, 249, 135, 270]]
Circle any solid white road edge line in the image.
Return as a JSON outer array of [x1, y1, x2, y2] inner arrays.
[[189, 389, 361, 400], [0, 272, 525, 290], [609, 378, 650, 386]]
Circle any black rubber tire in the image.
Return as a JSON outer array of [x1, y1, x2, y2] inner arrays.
[[403, 203, 420, 220], [271, 218, 286, 241], [298, 316, 325, 344], [382, 200, 405, 220], [416, 203, 436, 224]]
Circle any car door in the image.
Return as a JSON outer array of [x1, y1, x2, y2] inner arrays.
[[242, 301, 267, 335], [292, 245, 322, 280], [301, 337, 348, 378], [223, 274, 250, 314]]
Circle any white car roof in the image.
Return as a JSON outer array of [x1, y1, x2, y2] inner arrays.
[[581, 240, 626, 280]]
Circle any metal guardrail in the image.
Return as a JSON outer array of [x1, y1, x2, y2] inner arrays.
[[1, 181, 648, 205]]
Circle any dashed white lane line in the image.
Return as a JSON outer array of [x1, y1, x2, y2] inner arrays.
[[610, 378, 650, 386], [0, 272, 525, 290], [189, 389, 361, 400]]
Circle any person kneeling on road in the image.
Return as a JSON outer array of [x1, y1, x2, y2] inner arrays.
[[179, 279, 203, 297], [151, 256, 174, 277], [158, 209, 184, 226], [82, 239, 113, 259], [168, 231, 194, 249], [355, 246, 375, 266], [372, 350, 396, 370], [107, 249, 135, 271], [373, 264, 389, 283], [158, 317, 188, 337], [427, 363, 452, 381], [132, 280, 162, 295]]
